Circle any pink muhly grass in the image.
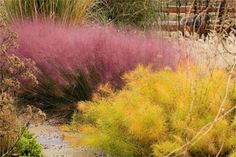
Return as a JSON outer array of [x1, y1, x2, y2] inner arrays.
[[12, 21, 182, 87]]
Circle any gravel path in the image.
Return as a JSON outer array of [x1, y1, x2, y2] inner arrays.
[[29, 122, 100, 157]]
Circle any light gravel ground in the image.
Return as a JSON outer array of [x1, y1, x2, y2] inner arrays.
[[29, 122, 102, 157]]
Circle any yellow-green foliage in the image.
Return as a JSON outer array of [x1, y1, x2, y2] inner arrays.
[[79, 65, 236, 157]]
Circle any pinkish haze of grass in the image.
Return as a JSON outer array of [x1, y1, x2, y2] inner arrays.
[[12, 21, 182, 86]]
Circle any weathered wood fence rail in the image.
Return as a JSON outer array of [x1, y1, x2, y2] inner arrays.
[[162, 5, 235, 14]]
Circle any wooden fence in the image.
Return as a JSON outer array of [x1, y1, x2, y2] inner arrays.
[[159, 1, 236, 32]]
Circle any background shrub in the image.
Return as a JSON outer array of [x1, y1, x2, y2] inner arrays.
[[4, 0, 94, 24], [12, 21, 181, 108], [90, 0, 161, 29], [0, 21, 37, 156], [0, 12, 44, 157], [78, 65, 236, 157]]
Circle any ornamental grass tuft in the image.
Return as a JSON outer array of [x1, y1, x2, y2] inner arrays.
[[12, 21, 181, 107]]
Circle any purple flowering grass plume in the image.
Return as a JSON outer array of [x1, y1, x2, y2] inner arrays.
[[12, 21, 181, 87]]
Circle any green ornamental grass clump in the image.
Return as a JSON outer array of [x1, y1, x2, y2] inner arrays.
[[4, 0, 94, 24], [78, 65, 236, 157]]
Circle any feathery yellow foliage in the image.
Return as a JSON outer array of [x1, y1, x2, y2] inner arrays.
[[77, 65, 236, 157]]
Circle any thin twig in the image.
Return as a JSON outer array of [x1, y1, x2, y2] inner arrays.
[[216, 141, 225, 157]]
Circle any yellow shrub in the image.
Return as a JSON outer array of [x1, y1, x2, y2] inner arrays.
[[79, 65, 236, 157]]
